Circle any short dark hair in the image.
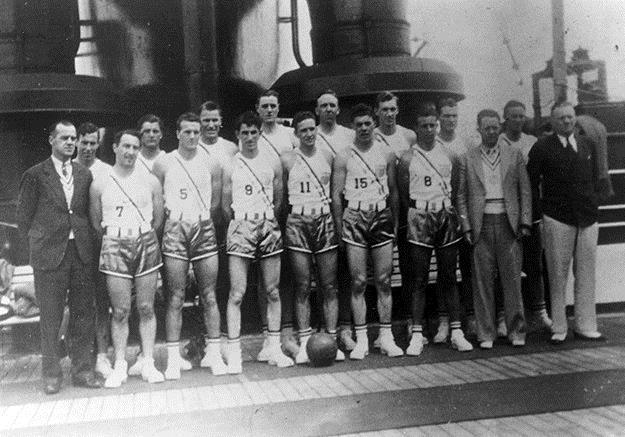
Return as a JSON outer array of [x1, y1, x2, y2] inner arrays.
[[551, 100, 574, 114], [416, 102, 438, 119], [316, 89, 337, 102], [376, 91, 398, 107], [235, 111, 262, 131], [258, 89, 279, 104], [113, 129, 140, 145], [176, 112, 200, 130], [437, 97, 457, 113], [293, 111, 316, 131], [77, 122, 99, 139], [477, 109, 500, 127], [199, 100, 221, 114], [48, 120, 74, 137], [503, 100, 526, 118], [350, 103, 375, 121], [137, 114, 164, 132]]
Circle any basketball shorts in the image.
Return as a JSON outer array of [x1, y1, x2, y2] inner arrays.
[[286, 212, 339, 254], [342, 207, 394, 248], [226, 218, 283, 259], [99, 229, 163, 279], [161, 217, 218, 261], [406, 206, 462, 248]]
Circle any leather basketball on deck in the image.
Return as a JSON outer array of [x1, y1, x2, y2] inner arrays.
[[306, 333, 337, 367]]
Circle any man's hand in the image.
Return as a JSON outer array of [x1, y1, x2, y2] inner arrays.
[[463, 230, 474, 245]]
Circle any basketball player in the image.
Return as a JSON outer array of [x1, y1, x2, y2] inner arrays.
[[137, 114, 166, 175], [152, 112, 227, 378], [255, 90, 299, 359], [397, 103, 473, 355], [222, 111, 294, 373], [282, 111, 344, 363], [90, 129, 165, 387], [332, 103, 403, 360], [74, 122, 113, 378], [314, 90, 355, 350]]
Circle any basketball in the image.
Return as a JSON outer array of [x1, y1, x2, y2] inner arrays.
[[306, 333, 337, 367]]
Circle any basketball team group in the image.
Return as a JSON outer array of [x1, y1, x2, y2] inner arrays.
[[17, 89, 607, 394]]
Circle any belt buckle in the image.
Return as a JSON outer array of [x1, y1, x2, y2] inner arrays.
[[254, 212, 260, 220], [311, 207, 316, 215]]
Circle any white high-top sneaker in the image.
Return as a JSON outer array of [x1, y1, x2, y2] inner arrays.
[[406, 332, 424, 356], [141, 358, 165, 383], [201, 340, 228, 376], [104, 360, 128, 388], [267, 334, 295, 368], [226, 341, 242, 374], [95, 354, 113, 378], [379, 327, 404, 357], [450, 329, 473, 352], [433, 317, 450, 343]]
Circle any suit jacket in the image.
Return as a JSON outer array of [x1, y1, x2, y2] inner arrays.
[[456, 144, 532, 240], [17, 158, 94, 270]]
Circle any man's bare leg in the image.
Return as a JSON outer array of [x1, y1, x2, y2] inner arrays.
[[164, 257, 192, 379], [135, 271, 164, 382], [104, 276, 132, 388], [260, 255, 294, 367], [194, 255, 227, 375], [372, 242, 403, 357], [316, 249, 344, 361], [290, 250, 313, 363], [226, 256, 251, 374], [346, 244, 370, 359]]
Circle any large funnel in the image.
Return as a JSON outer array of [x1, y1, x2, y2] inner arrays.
[[272, 0, 464, 124]]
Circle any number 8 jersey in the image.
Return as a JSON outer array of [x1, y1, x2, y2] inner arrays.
[[409, 143, 452, 204]]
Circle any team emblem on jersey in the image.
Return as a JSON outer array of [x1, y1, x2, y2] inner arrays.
[[375, 166, 386, 178], [320, 174, 330, 185]]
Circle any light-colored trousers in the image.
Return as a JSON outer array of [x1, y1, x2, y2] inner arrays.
[[472, 214, 525, 343], [542, 215, 599, 336]]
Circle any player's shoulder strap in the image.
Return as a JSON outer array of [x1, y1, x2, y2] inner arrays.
[[109, 173, 147, 222]]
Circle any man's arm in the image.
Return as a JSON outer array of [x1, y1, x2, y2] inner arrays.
[[151, 156, 167, 187], [221, 162, 233, 222], [456, 153, 473, 244], [526, 140, 543, 223], [89, 180, 104, 238], [516, 149, 532, 234], [149, 175, 165, 234], [16, 170, 38, 239], [210, 159, 222, 222], [396, 150, 412, 212], [272, 159, 283, 219], [386, 150, 399, 237], [280, 153, 294, 224], [331, 152, 347, 240]]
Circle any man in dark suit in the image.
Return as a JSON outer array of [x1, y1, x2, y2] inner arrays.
[[457, 109, 532, 349], [17, 120, 101, 394], [528, 101, 604, 344]]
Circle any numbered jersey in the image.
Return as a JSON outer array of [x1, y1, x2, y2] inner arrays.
[[409, 144, 452, 204], [315, 125, 353, 157], [288, 150, 331, 207], [231, 153, 274, 215], [344, 141, 388, 204], [374, 125, 412, 159], [161, 150, 214, 216], [101, 169, 153, 229]]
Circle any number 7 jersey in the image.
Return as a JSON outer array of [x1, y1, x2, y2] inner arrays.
[[101, 169, 153, 228]]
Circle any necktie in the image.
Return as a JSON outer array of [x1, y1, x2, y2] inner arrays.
[[565, 138, 575, 153], [62, 162, 69, 177]]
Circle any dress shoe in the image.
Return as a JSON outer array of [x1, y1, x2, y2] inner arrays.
[[72, 371, 102, 389], [43, 376, 61, 395], [573, 331, 606, 342]]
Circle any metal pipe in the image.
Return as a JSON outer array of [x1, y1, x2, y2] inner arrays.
[[290, 0, 307, 68], [552, 0, 567, 103], [181, 0, 203, 109]]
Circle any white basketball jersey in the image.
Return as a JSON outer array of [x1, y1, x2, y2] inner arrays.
[[436, 135, 469, 161], [344, 141, 388, 204], [74, 158, 111, 184], [288, 150, 331, 207], [409, 144, 452, 204], [162, 150, 213, 216], [315, 124, 353, 157], [231, 153, 274, 215], [199, 137, 237, 171], [374, 125, 412, 159], [136, 150, 165, 178], [498, 132, 537, 165], [258, 124, 295, 165], [101, 169, 153, 229]]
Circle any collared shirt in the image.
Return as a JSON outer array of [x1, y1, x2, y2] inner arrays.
[[557, 134, 577, 152], [51, 155, 75, 239], [480, 144, 505, 214]]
